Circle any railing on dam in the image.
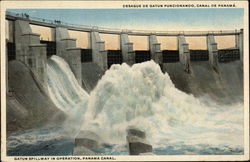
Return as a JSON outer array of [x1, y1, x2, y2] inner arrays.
[[6, 11, 242, 36], [6, 11, 93, 29]]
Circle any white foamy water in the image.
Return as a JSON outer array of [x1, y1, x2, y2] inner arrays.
[[44, 56, 243, 153], [81, 61, 243, 149]]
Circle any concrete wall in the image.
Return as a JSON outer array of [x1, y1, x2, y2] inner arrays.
[[14, 20, 47, 92], [207, 35, 218, 70], [55, 27, 82, 86], [67, 48, 82, 86], [178, 35, 190, 72], [120, 33, 135, 66], [149, 35, 162, 64], [90, 30, 108, 70], [10, 18, 243, 78]]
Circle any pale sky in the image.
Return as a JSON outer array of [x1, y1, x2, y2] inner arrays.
[[7, 9, 243, 50]]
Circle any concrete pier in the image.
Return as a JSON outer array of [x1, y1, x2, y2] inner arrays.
[[57, 38, 77, 59], [178, 35, 190, 72], [75, 130, 102, 149], [235, 33, 239, 49], [29, 44, 47, 89], [7, 20, 14, 43], [126, 126, 153, 155], [74, 130, 103, 155], [15, 20, 39, 63], [90, 29, 108, 70], [235, 29, 243, 62], [55, 27, 71, 41], [14, 20, 48, 91], [55, 27, 76, 58], [55, 27, 82, 86], [149, 34, 162, 64], [66, 48, 82, 86], [238, 29, 243, 62], [207, 34, 218, 70], [120, 32, 135, 65]]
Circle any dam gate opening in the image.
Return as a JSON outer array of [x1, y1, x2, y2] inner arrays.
[[40, 40, 56, 57], [162, 50, 179, 63], [135, 50, 151, 63], [107, 50, 123, 68], [218, 49, 240, 62], [190, 50, 209, 61], [7, 42, 16, 61], [81, 49, 92, 62]]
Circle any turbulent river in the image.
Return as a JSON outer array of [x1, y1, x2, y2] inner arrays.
[[7, 55, 244, 155]]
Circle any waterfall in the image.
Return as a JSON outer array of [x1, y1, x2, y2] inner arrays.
[[47, 55, 89, 136]]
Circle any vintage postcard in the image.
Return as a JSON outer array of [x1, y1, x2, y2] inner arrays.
[[1, 0, 249, 161]]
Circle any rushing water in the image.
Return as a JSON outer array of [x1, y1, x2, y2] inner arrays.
[[82, 59, 243, 153], [7, 55, 244, 155]]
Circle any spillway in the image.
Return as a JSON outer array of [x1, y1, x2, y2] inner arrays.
[[7, 56, 244, 155], [7, 55, 89, 155], [47, 55, 90, 136], [47, 55, 89, 113]]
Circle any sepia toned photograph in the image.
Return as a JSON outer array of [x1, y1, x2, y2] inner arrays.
[[1, 0, 249, 161]]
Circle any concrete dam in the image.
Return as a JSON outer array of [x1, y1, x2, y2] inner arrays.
[[5, 12, 244, 155]]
